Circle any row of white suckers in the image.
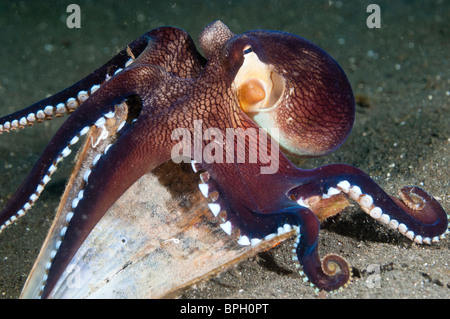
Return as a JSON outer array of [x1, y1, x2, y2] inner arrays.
[[0, 59, 134, 134], [38, 112, 124, 295], [191, 159, 300, 247], [0, 61, 130, 234], [193, 161, 446, 247], [0, 80, 106, 232], [300, 180, 447, 245], [0, 85, 99, 133], [0, 100, 122, 234]]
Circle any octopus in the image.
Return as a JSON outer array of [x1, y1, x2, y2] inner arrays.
[[0, 21, 447, 298]]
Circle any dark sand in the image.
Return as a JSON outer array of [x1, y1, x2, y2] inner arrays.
[[0, 1, 448, 299]]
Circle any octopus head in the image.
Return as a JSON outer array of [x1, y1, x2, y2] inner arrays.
[[202, 21, 355, 157]]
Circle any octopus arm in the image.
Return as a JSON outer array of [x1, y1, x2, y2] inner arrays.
[[192, 159, 351, 291], [40, 110, 172, 298], [0, 34, 151, 134], [0, 66, 169, 233], [288, 164, 449, 244]]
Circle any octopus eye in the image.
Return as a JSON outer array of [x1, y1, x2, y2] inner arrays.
[[233, 48, 284, 113], [243, 45, 253, 55]]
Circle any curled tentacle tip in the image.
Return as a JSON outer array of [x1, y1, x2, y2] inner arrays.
[[402, 185, 448, 236], [296, 251, 352, 293], [320, 253, 352, 291], [399, 186, 430, 211], [322, 254, 348, 276]]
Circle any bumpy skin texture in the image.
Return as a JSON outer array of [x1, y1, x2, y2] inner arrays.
[[0, 21, 447, 297]]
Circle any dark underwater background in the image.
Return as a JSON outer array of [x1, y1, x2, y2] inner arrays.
[[0, 0, 448, 298]]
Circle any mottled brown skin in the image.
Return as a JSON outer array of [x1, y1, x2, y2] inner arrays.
[[0, 21, 447, 297]]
